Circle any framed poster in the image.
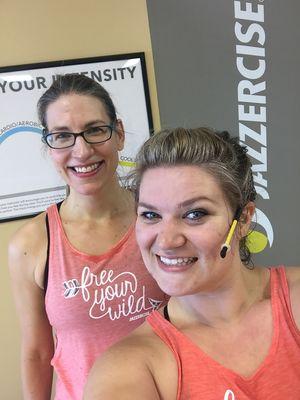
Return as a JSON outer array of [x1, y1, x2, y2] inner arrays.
[[0, 52, 153, 222]]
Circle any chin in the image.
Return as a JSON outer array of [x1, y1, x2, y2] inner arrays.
[[73, 184, 104, 196], [155, 279, 190, 298]]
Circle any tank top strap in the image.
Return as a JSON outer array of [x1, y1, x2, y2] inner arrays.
[[270, 266, 291, 313], [44, 203, 63, 292], [147, 310, 173, 343], [46, 202, 62, 231], [46, 202, 66, 250], [147, 311, 184, 365], [147, 311, 183, 399], [270, 266, 300, 337]]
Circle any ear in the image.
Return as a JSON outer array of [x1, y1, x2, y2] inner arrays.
[[238, 202, 255, 238], [114, 119, 125, 151]]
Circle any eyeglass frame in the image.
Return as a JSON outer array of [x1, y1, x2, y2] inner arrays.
[[41, 123, 115, 149]]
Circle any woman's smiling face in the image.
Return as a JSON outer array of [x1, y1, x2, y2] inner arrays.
[[135, 165, 243, 297], [46, 93, 124, 196]]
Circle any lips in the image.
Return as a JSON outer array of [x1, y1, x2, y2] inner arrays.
[[159, 256, 198, 266], [156, 255, 198, 273], [69, 161, 103, 174]]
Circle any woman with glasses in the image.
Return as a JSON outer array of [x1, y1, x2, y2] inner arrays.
[[9, 74, 167, 400]]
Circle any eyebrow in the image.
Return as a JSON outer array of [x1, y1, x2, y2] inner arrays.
[[179, 196, 215, 208], [138, 196, 216, 210], [49, 119, 109, 132]]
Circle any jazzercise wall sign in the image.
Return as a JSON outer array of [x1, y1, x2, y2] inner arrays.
[[233, 1, 273, 254]]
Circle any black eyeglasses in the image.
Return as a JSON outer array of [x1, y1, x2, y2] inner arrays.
[[42, 125, 114, 149]]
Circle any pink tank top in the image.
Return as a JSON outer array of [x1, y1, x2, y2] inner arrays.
[[147, 267, 300, 399], [45, 204, 167, 400]]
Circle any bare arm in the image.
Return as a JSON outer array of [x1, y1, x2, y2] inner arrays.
[[84, 341, 161, 400], [9, 215, 54, 400]]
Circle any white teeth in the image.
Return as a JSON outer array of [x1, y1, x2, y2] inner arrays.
[[74, 163, 99, 173], [160, 256, 196, 266]]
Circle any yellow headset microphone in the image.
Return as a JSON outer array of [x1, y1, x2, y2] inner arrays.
[[220, 207, 243, 259]]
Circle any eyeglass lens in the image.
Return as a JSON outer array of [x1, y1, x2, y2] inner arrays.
[[46, 126, 112, 149]]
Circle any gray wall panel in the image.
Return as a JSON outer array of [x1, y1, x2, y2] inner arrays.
[[147, 0, 300, 265]]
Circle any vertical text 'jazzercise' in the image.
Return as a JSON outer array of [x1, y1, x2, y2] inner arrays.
[[234, 0, 274, 247]]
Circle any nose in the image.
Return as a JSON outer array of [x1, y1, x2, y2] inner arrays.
[[156, 220, 186, 250], [72, 135, 93, 159]]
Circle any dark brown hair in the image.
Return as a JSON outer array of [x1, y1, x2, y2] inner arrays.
[[37, 73, 117, 129]]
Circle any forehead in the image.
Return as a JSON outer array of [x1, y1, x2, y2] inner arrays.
[[138, 165, 225, 206], [46, 93, 108, 127]]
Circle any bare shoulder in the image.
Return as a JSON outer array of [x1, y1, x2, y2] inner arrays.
[[9, 212, 48, 288], [84, 322, 177, 400], [9, 212, 47, 251]]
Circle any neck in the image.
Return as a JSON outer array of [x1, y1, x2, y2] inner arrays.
[[170, 266, 269, 328], [63, 180, 134, 221]]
